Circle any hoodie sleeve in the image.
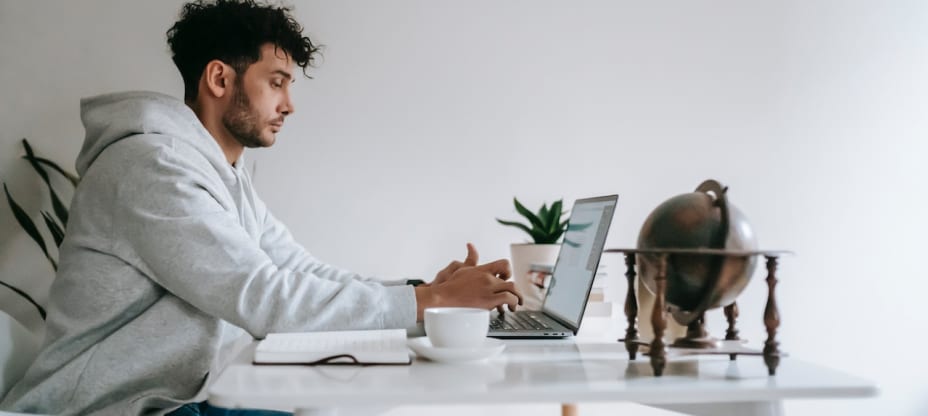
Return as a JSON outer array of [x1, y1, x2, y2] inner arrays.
[[111, 145, 417, 337], [253, 197, 409, 287]]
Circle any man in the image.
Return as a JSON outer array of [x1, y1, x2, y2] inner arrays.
[[0, 1, 520, 415]]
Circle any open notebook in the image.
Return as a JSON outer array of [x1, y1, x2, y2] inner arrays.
[[253, 329, 411, 365]]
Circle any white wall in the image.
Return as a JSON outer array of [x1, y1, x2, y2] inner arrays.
[[1, 1, 926, 415]]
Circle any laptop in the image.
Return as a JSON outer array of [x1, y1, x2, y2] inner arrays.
[[489, 194, 618, 339]]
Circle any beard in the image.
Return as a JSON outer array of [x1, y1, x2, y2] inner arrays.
[[222, 80, 270, 148]]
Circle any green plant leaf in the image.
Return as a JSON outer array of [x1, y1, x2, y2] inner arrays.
[[547, 213, 558, 236], [42, 211, 65, 248], [513, 197, 545, 232], [21, 139, 50, 184], [529, 230, 548, 243], [548, 218, 571, 243], [538, 203, 550, 229], [546, 199, 563, 234], [21, 139, 70, 225], [497, 219, 546, 243], [25, 156, 79, 187], [496, 218, 533, 237], [0, 280, 46, 320], [3, 183, 56, 270], [49, 189, 69, 226]]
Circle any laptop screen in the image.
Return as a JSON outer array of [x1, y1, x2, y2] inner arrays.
[[541, 195, 618, 330]]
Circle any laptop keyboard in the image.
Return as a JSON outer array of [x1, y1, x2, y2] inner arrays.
[[489, 312, 554, 331]]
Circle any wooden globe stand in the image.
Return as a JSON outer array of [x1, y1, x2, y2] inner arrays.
[[605, 248, 791, 377]]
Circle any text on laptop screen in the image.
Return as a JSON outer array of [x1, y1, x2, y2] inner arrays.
[[542, 198, 617, 328]]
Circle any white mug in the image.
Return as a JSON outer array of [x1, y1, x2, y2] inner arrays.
[[424, 307, 490, 348]]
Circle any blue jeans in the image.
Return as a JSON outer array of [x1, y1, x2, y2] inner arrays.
[[167, 402, 292, 416]]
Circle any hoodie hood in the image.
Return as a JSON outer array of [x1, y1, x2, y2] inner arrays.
[[77, 91, 235, 182]]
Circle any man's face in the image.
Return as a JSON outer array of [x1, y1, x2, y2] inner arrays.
[[222, 43, 295, 149]]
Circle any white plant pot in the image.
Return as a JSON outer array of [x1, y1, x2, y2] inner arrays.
[[509, 243, 561, 311]]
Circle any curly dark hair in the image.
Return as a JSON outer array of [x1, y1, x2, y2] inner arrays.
[[166, 0, 320, 100]]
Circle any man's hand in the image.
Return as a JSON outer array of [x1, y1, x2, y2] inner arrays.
[[429, 243, 480, 287], [415, 255, 522, 321]]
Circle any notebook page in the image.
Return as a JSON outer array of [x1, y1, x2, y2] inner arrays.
[[254, 329, 410, 365]]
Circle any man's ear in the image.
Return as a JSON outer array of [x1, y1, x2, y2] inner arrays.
[[201, 60, 235, 98]]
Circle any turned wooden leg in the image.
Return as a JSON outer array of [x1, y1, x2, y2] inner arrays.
[[724, 302, 740, 360], [763, 256, 781, 376], [650, 253, 669, 377], [622, 253, 640, 360], [561, 403, 578, 416]]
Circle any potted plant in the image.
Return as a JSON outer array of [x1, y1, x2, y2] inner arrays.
[[496, 198, 568, 310]]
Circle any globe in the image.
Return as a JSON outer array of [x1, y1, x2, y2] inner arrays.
[[636, 180, 758, 325]]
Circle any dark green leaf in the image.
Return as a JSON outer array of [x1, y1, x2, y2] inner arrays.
[[3, 183, 51, 264], [527, 223, 552, 243], [529, 224, 548, 242], [49, 188, 69, 226], [546, 200, 563, 234], [496, 218, 533, 236], [21, 140, 70, 225], [547, 219, 571, 243], [550, 210, 561, 235], [497, 219, 547, 243], [0, 280, 46, 320], [538, 203, 549, 229], [528, 229, 548, 244], [513, 197, 545, 231], [21, 139, 51, 185], [42, 212, 65, 248], [25, 156, 79, 187]]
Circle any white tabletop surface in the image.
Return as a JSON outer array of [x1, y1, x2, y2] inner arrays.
[[207, 336, 877, 412]]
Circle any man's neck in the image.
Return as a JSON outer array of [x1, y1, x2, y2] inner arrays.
[[187, 100, 243, 166]]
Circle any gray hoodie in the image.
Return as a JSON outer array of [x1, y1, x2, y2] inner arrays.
[[0, 91, 417, 415]]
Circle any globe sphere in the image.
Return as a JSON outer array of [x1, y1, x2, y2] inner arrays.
[[636, 180, 758, 325]]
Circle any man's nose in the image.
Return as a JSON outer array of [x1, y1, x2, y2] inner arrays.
[[281, 91, 294, 116]]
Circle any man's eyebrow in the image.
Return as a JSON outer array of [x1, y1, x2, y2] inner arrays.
[[272, 69, 293, 81]]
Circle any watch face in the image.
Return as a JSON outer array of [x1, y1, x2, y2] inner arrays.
[[407, 279, 426, 287]]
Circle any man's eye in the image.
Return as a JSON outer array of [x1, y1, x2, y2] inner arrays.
[[272, 81, 283, 88]]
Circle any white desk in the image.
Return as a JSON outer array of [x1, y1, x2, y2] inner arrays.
[[207, 337, 876, 416]]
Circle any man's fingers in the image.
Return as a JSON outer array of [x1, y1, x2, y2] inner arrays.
[[475, 259, 511, 279], [499, 302, 517, 313], [493, 281, 523, 306], [491, 292, 520, 312], [464, 243, 479, 267]]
